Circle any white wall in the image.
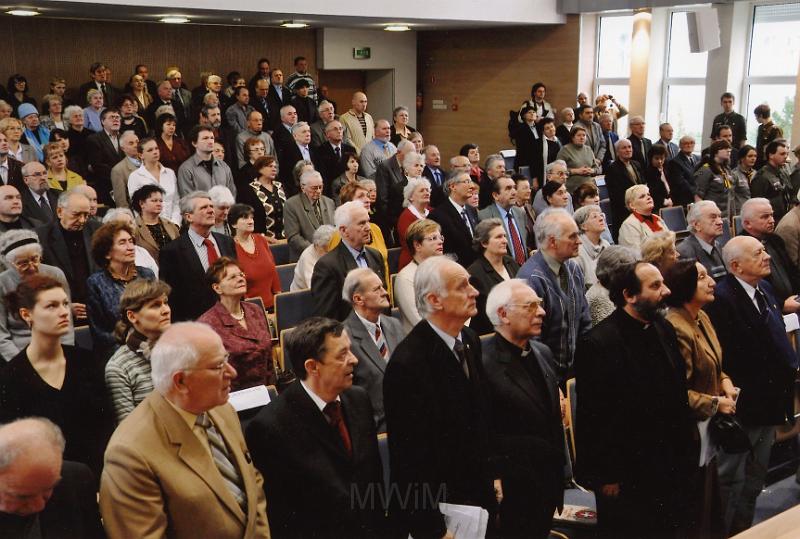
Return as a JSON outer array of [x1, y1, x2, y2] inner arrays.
[[317, 27, 417, 126]]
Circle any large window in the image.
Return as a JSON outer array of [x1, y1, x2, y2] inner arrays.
[[596, 14, 633, 135], [663, 11, 708, 143], [745, 3, 800, 144]]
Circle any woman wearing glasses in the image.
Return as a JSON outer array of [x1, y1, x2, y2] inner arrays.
[[0, 230, 75, 362], [396, 177, 432, 271], [393, 219, 444, 333], [198, 257, 276, 390]]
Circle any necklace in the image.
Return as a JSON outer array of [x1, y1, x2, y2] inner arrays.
[[230, 308, 245, 321]]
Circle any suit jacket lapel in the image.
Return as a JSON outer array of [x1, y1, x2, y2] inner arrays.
[[50, 226, 73, 276], [286, 381, 352, 462], [347, 312, 387, 374], [301, 194, 320, 229], [180, 234, 206, 280]]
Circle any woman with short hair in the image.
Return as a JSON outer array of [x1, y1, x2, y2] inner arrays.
[[129, 184, 180, 264], [198, 257, 276, 390], [291, 224, 336, 291], [467, 218, 520, 335], [331, 152, 365, 206], [640, 231, 679, 273], [586, 245, 638, 326], [394, 219, 444, 333], [0, 117, 35, 163], [86, 221, 156, 356], [63, 106, 91, 173], [618, 185, 670, 249], [396, 177, 432, 270], [557, 125, 600, 193], [40, 94, 67, 131], [574, 205, 610, 288], [44, 142, 85, 191], [128, 137, 181, 224], [237, 155, 286, 240], [105, 278, 171, 423], [541, 178, 572, 211], [390, 105, 417, 146], [155, 113, 191, 173], [209, 185, 235, 236], [83, 89, 105, 132], [236, 137, 267, 189], [228, 204, 281, 311]]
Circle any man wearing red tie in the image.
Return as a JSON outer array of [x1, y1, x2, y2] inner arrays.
[[246, 317, 387, 538]]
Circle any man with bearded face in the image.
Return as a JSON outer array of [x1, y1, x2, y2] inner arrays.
[[575, 261, 696, 538]]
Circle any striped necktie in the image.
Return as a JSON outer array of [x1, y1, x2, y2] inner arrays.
[[195, 413, 247, 512], [375, 325, 388, 359]]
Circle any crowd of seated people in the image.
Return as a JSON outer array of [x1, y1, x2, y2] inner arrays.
[[1, 59, 799, 539]]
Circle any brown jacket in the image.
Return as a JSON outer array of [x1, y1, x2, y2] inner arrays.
[[134, 216, 180, 264]]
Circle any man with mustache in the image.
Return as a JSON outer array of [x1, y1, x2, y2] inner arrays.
[[246, 317, 386, 537], [575, 260, 696, 537]]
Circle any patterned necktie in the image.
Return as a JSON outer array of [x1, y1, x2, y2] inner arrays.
[[195, 413, 247, 511], [453, 338, 470, 379], [433, 169, 441, 186], [313, 201, 322, 223], [323, 401, 352, 457], [755, 288, 769, 318], [607, 135, 616, 160], [39, 195, 51, 212], [375, 325, 388, 359], [334, 146, 341, 159], [507, 211, 526, 265], [203, 238, 219, 265]]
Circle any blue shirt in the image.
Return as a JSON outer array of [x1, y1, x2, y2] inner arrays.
[[496, 203, 522, 260], [342, 240, 367, 268]]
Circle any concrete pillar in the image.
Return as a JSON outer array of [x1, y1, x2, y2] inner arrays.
[[628, 9, 652, 122]]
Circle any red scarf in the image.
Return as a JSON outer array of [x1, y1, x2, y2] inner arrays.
[[633, 211, 664, 233]]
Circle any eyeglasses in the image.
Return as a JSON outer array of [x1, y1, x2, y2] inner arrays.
[[508, 301, 543, 312], [24, 171, 47, 178], [223, 271, 246, 281], [184, 353, 231, 373], [13, 254, 40, 270], [423, 234, 444, 242]]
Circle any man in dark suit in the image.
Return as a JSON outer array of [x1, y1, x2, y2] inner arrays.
[[604, 138, 644, 241], [375, 139, 413, 221], [477, 175, 529, 265], [422, 144, 446, 207], [0, 182, 40, 233], [342, 268, 405, 432], [145, 81, 178, 134], [314, 120, 356, 196], [654, 122, 680, 161], [250, 79, 273, 131], [429, 171, 479, 267], [0, 133, 24, 189], [246, 317, 386, 538], [707, 236, 798, 535], [627, 115, 652, 171], [267, 69, 292, 132], [77, 62, 118, 107], [576, 261, 695, 537], [599, 113, 620, 172], [677, 200, 728, 281], [85, 107, 123, 206], [668, 135, 700, 200], [36, 189, 100, 321], [20, 163, 58, 223], [166, 69, 193, 135], [482, 280, 564, 539], [384, 256, 499, 538], [277, 122, 317, 198], [0, 418, 105, 539], [311, 201, 385, 320], [159, 191, 236, 321], [289, 79, 319, 125]]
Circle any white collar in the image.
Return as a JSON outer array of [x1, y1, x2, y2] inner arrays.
[[300, 379, 340, 413]]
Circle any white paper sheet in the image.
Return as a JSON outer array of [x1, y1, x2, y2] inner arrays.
[[228, 385, 271, 411]]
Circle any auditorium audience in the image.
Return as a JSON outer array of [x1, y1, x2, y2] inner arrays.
[[291, 223, 335, 291], [177, 125, 236, 198], [518, 208, 590, 383], [237, 155, 285, 240], [555, 107, 574, 146], [284, 169, 335, 260], [82, 89, 105, 133], [100, 322, 270, 539], [18, 103, 50, 162], [618, 184, 670, 249], [483, 279, 564, 538], [390, 105, 416, 146], [540, 175, 571, 211], [586, 245, 637, 326], [102, 208, 159, 277], [706, 236, 798, 535], [477, 175, 529, 265], [430, 171, 479, 267], [208, 185, 235, 236], [109, 130, 140, 207], [198, 257, 276, 390], [644, 144, 674, 211], [360, 119, 397, 180], [628, 115, 653, 170], [678, 201, 728, 281], [105, 278, 171, 423], [0, 178, 42, 233], [695, 140, 743, 220], [775, 190, 800, 270], [6, 74, 37, 114], [331, 151, 366, 206], [754, 104, 783, 170], [227, 204, 280, 309], [711, 93, 747, 152], [532, 160, 573, 214], [396, 177, 431, 269], [0, 274, 114, 478], [342, 267, 405, 432], [557, 125, 599, 193], [44, 141, 84, 192], [129, 183, 180, 264], [127, 136, 182, 224], [235, 111, 275, 169], [154, 113, 190, 173], [467, 218, 520, 336], [339, 92, 374, 153], [1, 117, 36, 163], [640, 231, 679, 273], [574, 104, 606, 164], [574, 204, 609, 288]]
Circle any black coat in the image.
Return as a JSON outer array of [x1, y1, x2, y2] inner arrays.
[[290, 95, 320, 125], [314, 141, 357, 196], [2, 156, 24, 190], [644, 165, 671, 213], [383, 321, 495, 538], [85, 131, 123, 204], [667, 152, 699, 205], [422, 166, 447, 207], [604, 159, 643, 240], [513, 123, 540, 170], [429, 200, 479, 267], [245, 381, 385, 538], [159, 232, 237, 321], [467, 255, 519, 336], [482, 336, 564, 537], [311, 242, 386, 321], [278, 142, 316, 198], [21, 186, 59, 224], [267, 86, 292, 131], [36, 220, 101, 302], [628, 135, 653, 171], [706, 275, 797, 427]]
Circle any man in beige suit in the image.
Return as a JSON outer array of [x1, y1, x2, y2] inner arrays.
[[339, 92, 374, 153], [100, 322, 271, 539], [283, 170, 336, 260]]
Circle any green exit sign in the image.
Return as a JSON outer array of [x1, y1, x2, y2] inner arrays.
[[353, 47, 371, 59]]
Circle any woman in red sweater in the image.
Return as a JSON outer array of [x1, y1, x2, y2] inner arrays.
[[228, 203, 281, 311]]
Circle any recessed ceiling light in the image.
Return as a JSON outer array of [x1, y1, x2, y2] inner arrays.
[[281, 21, 308, 28], [7, 9, 39, 16], [384, 24, 410, 32], [160, 16, 189, 24]]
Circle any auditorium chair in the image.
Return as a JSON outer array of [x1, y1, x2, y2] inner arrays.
[[659, 206, 689, 232], [270, 242, 293, 265], [276, 263, 297, 291], [387, 247, 401, 276], [274, 289, 314, 333]]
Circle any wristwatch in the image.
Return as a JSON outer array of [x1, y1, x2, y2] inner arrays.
[[711, 396, 719, 416]]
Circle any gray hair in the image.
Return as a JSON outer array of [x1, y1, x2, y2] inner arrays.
[[334, 200, 364, 228], [21, 161, 44, 176], [0, 418, 65, 471], [486, 279, 530, 327], [342, 267, 379, 303], [179, 190, 211, 215], [359, 179, 376, 191], [628, 115, 645, 125], [102, 207, 135, 224], [119, 130, 138, 144], [545, 159, 567, 175], [0, 229, 41, 267], [679, 135, 695, 145], [402, 151, 424, 174], [312, 224, 336, 248], [397, 139, 416, 154], [686, 200, 719, 230], [534, 208, 571, 246], [741, 197, 771, 222], [57, 188, 89, 209], [473, 218, 504, 253], [595, 245, 639, 288], [154, 104, 175, 120], [280, 105, 296, 119], [573, 204, 602, 228], [624, 184, 649, 209], [299, 169, 322, 188], [445, 171, 471, 192], [208, 185, 235, 207], [484, 153, 504, 171], [615, 138, 632, 151], [150, 322, 209, 393], [414, 255, 457, 318], [291, 121, 310, 135], [317, 100, 333, 112], [64, 105, 83, 124], [402, 177, 431, 208]]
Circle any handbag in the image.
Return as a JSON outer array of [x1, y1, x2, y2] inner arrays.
[[708, 413, 751, 454]]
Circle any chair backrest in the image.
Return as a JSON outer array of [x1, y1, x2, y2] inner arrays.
[[274, 289, 314, 333], [659, 206, 688, 232], [599, 198, 612, 228], [276, 263, 296, 292], [270, 242, 292, 265], [596, 178, 609, 201], [719, 219, 732, 248], [733, 215, 743, 235], [377, 433, 390, 489], [518, 165, 531, 180], [279, 328, 295, 372], [74, 325, 93, 351], [566, 377, 577, 461], [386, 247, 401, 276], [390, 274, 398, 306], [499, 149, 516, 171], [390, 306, 402, 323]]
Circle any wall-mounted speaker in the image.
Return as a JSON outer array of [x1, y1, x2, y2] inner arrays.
[[687, 8, 721, 53]]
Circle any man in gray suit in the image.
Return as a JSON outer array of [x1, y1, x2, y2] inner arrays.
[[575, 105, 606, 163], [235, 110, 276, 168], [177, 126, 236, 198], [284, 170, 335, 259], [677, 200, 728, 281], [342, 268, 405, 432], [109, 130, 140, 208], [478, 175, 529, 265]]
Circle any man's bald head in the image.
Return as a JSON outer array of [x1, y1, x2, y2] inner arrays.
[[352, 92, 368, 113]]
